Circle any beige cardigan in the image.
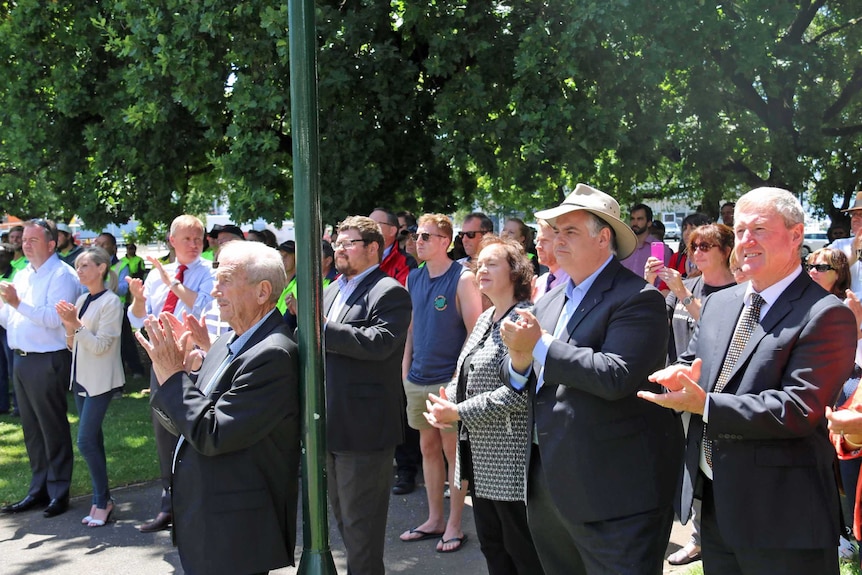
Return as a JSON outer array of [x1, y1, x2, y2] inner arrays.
[[69, 290, 125, 396]]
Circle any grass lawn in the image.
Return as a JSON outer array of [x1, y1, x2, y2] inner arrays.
[[0, 373, 159, 505]]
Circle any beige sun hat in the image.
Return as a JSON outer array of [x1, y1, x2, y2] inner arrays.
[[534, 183, 638, 259], [841, 191, 862, 213]]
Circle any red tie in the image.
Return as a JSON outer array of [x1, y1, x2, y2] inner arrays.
[[162, 264, 187, 314]]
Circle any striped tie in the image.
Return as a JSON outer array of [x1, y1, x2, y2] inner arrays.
[[704, 293, 764, 468]]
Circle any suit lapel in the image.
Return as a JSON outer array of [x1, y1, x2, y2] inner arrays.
[[713, 274, 811, 390], [706, 286, 745, 392], [335, 268, 382, 323], [561, 260, 621, 340], [537, 286, 567, 333]]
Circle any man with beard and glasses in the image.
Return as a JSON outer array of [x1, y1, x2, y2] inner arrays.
[[323, 216, 412, 575], [621, 203, 671, 278]]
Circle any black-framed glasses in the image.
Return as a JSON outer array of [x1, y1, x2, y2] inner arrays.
[[458, 230, 489, 239], [805, 263, 834, 272], [690, 242, 716, 252], [333, 239, 368, 250], [410, 232, 447, 242]]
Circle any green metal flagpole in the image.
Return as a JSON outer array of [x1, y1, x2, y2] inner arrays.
[[288, 0, 336, 572]]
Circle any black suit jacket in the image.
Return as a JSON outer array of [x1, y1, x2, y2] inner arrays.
[[323, 267, 412, 452], [150, 311, 301, 575], [679, 273, 856, 548], [511, 258, 684, 523]]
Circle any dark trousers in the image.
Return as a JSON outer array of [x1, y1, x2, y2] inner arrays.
[[394, 388, 421, 481], [13, 350, 74, 500], [327, 448, 394, 575], [526, 451, 672, 575], [120, 309, 145, 375], [0, 327, 12, 412], [700, 477, 838, 575], [473, 495, 545, 575], [151, 369, 178, 514]]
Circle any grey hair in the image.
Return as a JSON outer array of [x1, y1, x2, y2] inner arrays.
[[736, 187, 804, 228], [585, 212, 617, 255], [217, 241, 287, 304]]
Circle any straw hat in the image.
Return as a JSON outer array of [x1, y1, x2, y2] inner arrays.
[[534, 183, 637, 259]]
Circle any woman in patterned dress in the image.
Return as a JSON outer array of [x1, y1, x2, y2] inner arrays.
[[425, 236, 544, 574]]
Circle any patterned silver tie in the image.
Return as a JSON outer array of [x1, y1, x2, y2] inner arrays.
[[704, 293, 764, 468]]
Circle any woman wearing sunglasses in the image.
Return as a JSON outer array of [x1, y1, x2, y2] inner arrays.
[[805, 248, 851, 297]]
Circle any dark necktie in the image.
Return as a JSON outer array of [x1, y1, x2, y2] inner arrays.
[[162, 264, 187, 314], [704, 293, 765, 468], [546, 272, 556, 291]]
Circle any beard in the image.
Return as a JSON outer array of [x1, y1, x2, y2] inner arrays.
[[630, 224, 648, 236]]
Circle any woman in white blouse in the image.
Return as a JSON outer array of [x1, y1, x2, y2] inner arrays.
[[56, 247, 124, 528]]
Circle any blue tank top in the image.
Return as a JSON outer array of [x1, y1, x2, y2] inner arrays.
[[407, 261, 468, 385]]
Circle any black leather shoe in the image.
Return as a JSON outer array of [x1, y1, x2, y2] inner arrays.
[[138, 512, 172, 533], [1, 494, 49, 514], [43, 498, 69, 518], [392, 476, 416, 495]]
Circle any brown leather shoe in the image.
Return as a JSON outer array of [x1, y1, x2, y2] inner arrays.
[[138, 512, 172, 533]]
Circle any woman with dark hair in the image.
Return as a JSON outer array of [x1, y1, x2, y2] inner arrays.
[[502, 218, 540, 276], [650, 223, 737, 565], [55, 247, 124, 528], [424, 236, 542, 574], [806, 247, 851, 297]]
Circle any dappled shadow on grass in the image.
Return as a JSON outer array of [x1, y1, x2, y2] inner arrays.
[[0, 373, 160, 505]]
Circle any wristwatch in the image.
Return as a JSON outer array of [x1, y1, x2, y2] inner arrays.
[[681, 294, 695, 306], [170, 278, 182, 289]]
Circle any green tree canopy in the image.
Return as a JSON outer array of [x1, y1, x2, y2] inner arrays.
[[0, 0, 859, 229]]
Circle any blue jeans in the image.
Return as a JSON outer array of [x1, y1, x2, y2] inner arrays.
[[74, 384, 113, 508]]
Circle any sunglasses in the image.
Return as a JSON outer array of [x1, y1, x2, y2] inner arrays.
[[690, 242, 716, 252], [805, 263, 834, 272], [410, 232, 448, 242], [458, 230, 489, 239]]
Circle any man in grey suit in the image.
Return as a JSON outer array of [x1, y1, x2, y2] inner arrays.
[[137, 241, 301, 575], [641, 187, 856, 574], [500, 184, 684, 574], [324, 216, 412, 575]]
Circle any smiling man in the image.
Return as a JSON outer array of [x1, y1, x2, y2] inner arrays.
[[641, 188, 856, 575], [140, 241, 300, 575]]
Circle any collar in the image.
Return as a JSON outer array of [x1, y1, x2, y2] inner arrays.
[[564, 254, 613, 299], [228, 309, 277, 356], [744, 265, 803, 308], [336, 264, 379, 294]]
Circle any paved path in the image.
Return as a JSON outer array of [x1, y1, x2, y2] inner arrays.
[[0, 480, 695, 574]]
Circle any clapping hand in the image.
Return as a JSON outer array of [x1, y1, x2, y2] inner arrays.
[[424, 387, 459, 429]]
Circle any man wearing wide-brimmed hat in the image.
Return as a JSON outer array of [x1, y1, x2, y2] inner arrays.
[[831, 191, 862, 292], [500, 183, 684, 574]]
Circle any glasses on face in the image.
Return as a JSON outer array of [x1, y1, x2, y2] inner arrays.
[[333, 239, 368, 250], [690, 242, 716, 252], [411, 232, 447, 242], [458, 230, 489, 240], [805, 263, 834, 273]]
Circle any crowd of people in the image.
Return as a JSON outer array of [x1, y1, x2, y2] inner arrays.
[[1, 185, 862, 575]]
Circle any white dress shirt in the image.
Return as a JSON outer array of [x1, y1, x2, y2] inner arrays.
[[0, 253, 81, 352], [129, 258, 214, 328]]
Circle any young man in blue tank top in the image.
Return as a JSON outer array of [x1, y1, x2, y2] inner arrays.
[[399, 214, 483, 553]]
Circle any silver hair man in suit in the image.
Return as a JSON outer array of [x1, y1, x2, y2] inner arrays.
[[500, 184, 684, 574], [324, 215, 412, 575], [138, 240, 300, 575], [641, 187, 856, 574]]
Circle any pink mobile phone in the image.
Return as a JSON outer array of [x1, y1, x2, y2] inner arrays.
[[650, 242, 665, 263]]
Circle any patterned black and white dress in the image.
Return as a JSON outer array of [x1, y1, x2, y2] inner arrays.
[[445, 301, 532, 501]]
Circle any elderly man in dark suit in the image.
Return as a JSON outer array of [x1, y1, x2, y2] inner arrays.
[[137, 240, 300, 575], [323, 215, 412, 575], [641, 187, 857, 575], [500, 184, 684, 575]]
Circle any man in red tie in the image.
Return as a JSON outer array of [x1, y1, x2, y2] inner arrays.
[[128, 214, 215, 533]]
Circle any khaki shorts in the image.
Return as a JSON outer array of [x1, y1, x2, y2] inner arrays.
[[403, 378, 457, 432]]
